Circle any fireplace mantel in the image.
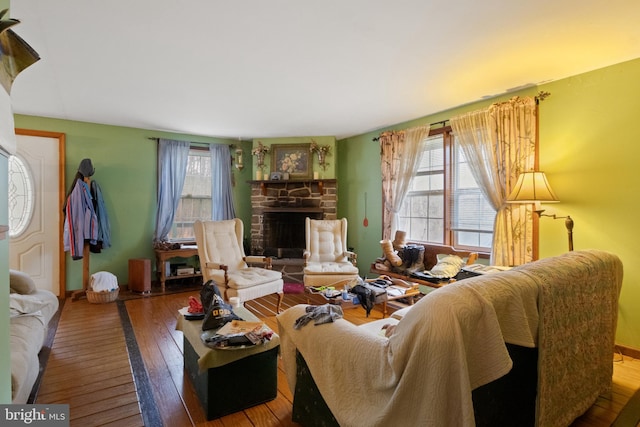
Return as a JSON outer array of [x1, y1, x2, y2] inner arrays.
[[248, 179, 336, 196], [262, 207, 324, 213]]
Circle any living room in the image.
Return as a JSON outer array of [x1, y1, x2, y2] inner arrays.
[[2, 1, 640, 424], [10, 57, 640, 351]]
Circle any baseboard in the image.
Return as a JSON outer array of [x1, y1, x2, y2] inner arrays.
[[615, 343, 640, 360]]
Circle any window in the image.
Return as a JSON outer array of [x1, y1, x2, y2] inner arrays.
[[8, 155, 35, 238], [168, 147, 212, 240], [397, 127, 495, 251]]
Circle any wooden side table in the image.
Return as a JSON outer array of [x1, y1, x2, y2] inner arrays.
[[381, 282, 421, 317], [154, 247, 201, 292]]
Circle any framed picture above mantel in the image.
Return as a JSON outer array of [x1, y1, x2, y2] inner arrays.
[[270, 143, 312, 179]]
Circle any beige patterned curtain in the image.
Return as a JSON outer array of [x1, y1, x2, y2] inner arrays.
[[451, 96, 537, 266], [379, 125, 430, 240]]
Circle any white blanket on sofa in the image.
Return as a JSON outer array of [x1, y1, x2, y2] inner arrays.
[[279, 250, 623, 427], [277, 283, 513, 427], [10, 289, 59, 404], [9, 293, 47, 325]]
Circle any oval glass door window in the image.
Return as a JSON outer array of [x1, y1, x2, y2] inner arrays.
[[8, 155, 35, 237]]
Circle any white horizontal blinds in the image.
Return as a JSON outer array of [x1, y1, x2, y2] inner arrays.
[[398, 134, 445, 244], [170, 147, 212, 240], [451, 137, 495, 248]]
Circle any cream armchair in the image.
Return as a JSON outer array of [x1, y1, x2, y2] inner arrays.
[[194, 219, 284, 312], [303, 218, 359, 288]]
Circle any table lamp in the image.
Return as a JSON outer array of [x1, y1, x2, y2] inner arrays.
[[506, 171, 574, 251]]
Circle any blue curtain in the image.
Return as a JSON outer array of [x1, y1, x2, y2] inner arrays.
[[153, 139, 190, 243], [210, 144, 236, 220]]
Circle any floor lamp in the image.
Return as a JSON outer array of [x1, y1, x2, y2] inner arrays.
[[506, 171, 574, 251]]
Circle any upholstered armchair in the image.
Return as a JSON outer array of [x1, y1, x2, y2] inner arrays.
[[303, 218, 359, 288], [194, 219, 284, 312]]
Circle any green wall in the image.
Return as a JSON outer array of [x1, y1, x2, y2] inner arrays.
[[12, 116, 252, 291], [338, 57, 640, 350]]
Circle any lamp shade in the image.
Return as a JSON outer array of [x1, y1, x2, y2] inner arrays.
[[506, 171, 559, 203]]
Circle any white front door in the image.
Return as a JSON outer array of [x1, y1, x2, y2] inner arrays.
[[9, 130, 65, 296]]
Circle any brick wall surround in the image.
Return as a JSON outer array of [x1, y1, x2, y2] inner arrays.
[[250, 179, 337, 255]]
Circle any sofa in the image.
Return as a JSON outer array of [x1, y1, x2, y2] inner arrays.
[[276, 250, 623, 427], [9, 270, 59, 403]]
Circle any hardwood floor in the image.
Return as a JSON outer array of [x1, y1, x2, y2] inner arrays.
[[35, 298, 144, 426], [34, 290, 640, 427]]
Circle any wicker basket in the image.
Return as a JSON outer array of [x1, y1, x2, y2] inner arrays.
[[86, 287, 119, 304]]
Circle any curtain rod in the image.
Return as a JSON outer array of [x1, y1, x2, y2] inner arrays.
[[146, 137, 233, 148], [372, 120, 449, 142], [372, 91, 551, 142]]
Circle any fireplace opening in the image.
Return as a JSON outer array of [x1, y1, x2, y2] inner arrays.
[[263, 210, 323, 258]]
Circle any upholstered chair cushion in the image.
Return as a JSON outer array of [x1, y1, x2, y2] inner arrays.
[[303, 218, 359, 288], [198, 219, 248, 272], [194, 219, 284, 309], [306, 219, 349, 264], [303, 262, 358, 275], [228, 268, 283, 289]]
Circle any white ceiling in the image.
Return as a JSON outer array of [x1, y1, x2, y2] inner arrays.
[[8, 1, 640, 140]]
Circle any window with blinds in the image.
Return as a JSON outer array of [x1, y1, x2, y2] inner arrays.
[[451, 141, 495, 249], [397, 128, 494, 251]]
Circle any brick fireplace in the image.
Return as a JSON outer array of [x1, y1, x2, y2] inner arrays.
[[250, 179, 337, 257]]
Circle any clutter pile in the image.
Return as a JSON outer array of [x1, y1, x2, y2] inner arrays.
[[195, 281, 275, 349], [375, 230, 425, 275]]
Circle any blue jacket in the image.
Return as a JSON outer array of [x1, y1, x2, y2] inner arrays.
[[90, 180, 111, 251]]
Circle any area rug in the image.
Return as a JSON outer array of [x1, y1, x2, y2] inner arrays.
[[284, 282, 305, 294]]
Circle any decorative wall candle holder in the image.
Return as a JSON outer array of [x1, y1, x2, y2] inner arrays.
[[310, 140, 331, 171], [235, 148, 244, 170]]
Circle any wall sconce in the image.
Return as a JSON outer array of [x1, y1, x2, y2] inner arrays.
[[506, 171, 574, 251], [310, 140, 331, 171], [234, 148, 244, 171]]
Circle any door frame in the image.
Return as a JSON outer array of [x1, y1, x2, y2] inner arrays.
[[14, 128, 66, 298]]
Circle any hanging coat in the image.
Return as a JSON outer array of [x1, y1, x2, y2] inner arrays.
[[63, 180, 98, 260], [90, 180, 111, 253]]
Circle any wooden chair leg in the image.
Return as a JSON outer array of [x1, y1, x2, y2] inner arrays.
[[276, 292, 284, 313]]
